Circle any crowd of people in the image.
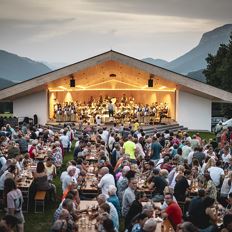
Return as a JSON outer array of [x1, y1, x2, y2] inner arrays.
[[0, 121, 232, 232]]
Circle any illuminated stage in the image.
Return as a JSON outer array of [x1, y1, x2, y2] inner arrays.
[[48, 60, 176, 124]]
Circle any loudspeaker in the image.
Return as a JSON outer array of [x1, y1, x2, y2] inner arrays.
[[70, 79, 75, 87], [148, 79, 153, 87]]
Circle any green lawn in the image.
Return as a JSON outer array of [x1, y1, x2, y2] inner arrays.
[[188, 131, 215, 141], [0, 113, 13, 117]]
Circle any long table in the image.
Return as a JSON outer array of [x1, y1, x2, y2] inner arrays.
[[77, 201, 98, 232], [16, 169, 34, 212]]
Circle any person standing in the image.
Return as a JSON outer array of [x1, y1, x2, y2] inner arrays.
[[98, 167, 115, 198], [123, 135, 137, 163], [4, 178, 24, 232], [122, 178, 137, 217], [108, 101, 114, 117], [59, 130, 70, 154], [150, 137, 162, 161]]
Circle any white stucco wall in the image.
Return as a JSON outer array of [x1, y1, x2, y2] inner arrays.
[[176, 90, 211, 131], [13, 91, 48, 125]]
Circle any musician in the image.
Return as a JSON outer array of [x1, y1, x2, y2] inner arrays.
[[159, 103, 169, 123], [121, 94, 127, 104], [70, 104, 76, 122], [108, 101, 114, 117]]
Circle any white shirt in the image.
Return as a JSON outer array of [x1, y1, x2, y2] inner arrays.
[[0, 156, 6, 171], [187, 151, 194, 165], [60, 171, 68, 183], [220, 178, 231, 197], [208, 166, 224, 186], [62, 174, 77, 192], [98, 173, 115, 197], [60, 135, 70, 148], [108, 136, 115, 151], [0, 170, 12, 190], [101, 130, 109, 144], [222, 153, 232, 163]]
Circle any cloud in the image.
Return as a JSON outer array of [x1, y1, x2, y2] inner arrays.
[[0, 0, 231, 63]]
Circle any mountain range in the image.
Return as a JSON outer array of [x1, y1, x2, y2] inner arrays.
[[0, 24, 231, 90], [0, 50, 51, 85], [142, 24, 232, 81]]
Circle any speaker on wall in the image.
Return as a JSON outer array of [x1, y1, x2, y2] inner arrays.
[[148, 78, 153, 87], [70, 79, 75, 87]]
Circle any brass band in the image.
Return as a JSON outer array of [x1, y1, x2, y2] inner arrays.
[[52, 95, 169, 124]]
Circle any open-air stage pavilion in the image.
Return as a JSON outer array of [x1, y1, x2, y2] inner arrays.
[[0, 50, 232, 131]]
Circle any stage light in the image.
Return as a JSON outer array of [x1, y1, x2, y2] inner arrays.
[[109, 73, 116, 78], [70, 75, 75, 87], [148, 79, 153, 87], [148, 74, 154, 87]]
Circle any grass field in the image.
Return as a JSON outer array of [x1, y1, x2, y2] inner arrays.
[[188, 131, 215, 141], [0, 113, 13, 117], [0, 130, 216, 231]]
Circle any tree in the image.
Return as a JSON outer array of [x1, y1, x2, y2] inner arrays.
[[203, 32, 232, 118]]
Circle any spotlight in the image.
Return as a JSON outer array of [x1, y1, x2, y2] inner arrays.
[[148, 79, 153, 87], [148, 74, 155, 87], [109, 73, 117, 78], [70, 75, 75, 87]]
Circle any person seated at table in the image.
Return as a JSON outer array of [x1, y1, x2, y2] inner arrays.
[[4, 178, 24, 232], [142, 204, 155, 219], [51, 141, 63, 168], [0, 164, 17, 197], [45, 157, 56, 182], [177, 222, 198, 232], [125, 192, 145, 230], [221, 214, 232, 232], [160, 156, 173, 172], [102, 217, 117, 232], [204, 171, 217, 201], [142, 161, 155, 179], [107, 185, 120, 216], [148, 169, 167, 201], [225, 192, 232, 214], [161, 193, 182, 230], [197, 197, 218, 231], [51, 219, 67, 232], [33, 161, 56, 201], [188, 189, 206, 228], [207, 160, 225, 188], [220, 172, 232, 207], [0, 215, 18, 232], [53, 198, 74, 222], [130, 213, 148, 232], [58, 209, 74, 232], [174, 169, 191, 202], [142, 218, 157, 232], [28, 140, 38, 159], [99, 203, 118, 231], [20, 154, 32, 170], [97, 194, 119, 231], [96, 212, 111, 231]]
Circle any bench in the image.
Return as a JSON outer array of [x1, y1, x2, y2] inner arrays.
[[34, 191, 46, 213]]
